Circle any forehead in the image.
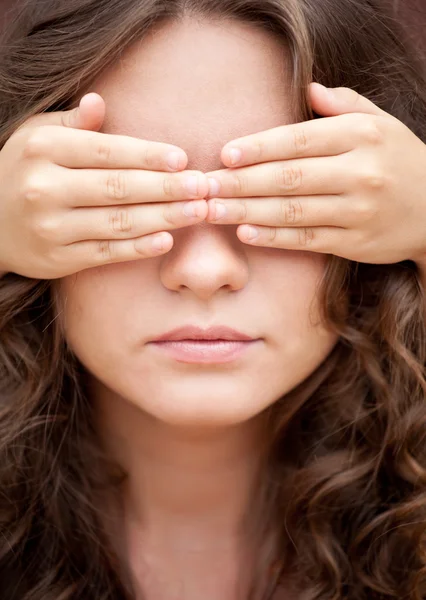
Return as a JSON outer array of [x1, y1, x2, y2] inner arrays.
[[91, 18, 293, 172]]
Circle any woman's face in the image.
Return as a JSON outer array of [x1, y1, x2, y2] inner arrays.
[[59, 18, 337, 427]]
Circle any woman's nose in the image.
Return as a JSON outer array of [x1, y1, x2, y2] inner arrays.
[[159, 223, 249, 301]]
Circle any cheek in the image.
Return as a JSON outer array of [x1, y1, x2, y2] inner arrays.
[[57, 264, 148, 361], [255, 249, 327, 323], [256, 250, 336, 381]]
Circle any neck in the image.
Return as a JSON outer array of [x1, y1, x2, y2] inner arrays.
[[92, 381, 270, 549]]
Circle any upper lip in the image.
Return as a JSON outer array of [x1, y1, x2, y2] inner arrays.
[[151, 325, 257, 342]]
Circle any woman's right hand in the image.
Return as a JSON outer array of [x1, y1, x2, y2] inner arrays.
[[0, 93, 209, 279]]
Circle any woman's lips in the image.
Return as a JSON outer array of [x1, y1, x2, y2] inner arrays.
[[148, 339, 260, 364]]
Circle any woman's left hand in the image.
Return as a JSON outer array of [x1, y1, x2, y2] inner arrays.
[[204, 83, 426, 266]]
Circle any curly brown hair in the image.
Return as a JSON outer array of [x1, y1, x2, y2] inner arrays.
[[0, 0, 426, 598]]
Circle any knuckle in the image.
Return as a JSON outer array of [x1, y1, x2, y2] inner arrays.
[[298, 227, 315, 247], [231, 172, 248, 196], [291, 127, 309, 155], [96, 240, 115, 262], [279, 198, 303, 225], [143, 143, 156, 169], [22, 130, 49, 159], [252, 138, 267, 162], [163, 203, 178, 226], [356, 200, 379, 223], [360, 118, 384, 146], [360, 167, 387, 190], [105, 170, 128, 200], [109, 208, 133, 235], [33, 217, 59, 241], [267, 227, 278, 243], [163, 175, 175, 198], [235, 201, 248, 222], [60, 111, 73, 128], [95, 142, 112, 163], [275, 165, 303, 192], [23, 173, 48, 204], [134, 242, 151, 258]]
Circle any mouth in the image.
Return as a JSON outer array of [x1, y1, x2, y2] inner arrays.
[[148, 339, 261, 364], [147, 325, 262, 364], [150, 325, 258, 342]]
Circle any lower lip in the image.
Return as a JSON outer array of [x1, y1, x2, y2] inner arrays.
[[148, 340, 260, 364]]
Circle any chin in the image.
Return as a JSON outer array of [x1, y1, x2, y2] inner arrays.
[[122, 375, 285, 428]]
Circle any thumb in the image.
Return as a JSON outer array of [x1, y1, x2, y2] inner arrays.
[[60, 93, 106, 130], [309, 82, 386, 118], [25, 92, 106, 131]]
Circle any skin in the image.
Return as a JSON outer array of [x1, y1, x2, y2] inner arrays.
[[59, 17, 337, 600]]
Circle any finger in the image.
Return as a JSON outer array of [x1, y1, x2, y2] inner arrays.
[[206, 155, 352, 198], [235, 224, 345, 255], [22, 92, 106, 132], [221, 116, 354, 168], [220, 109, 387, 168], [57, 231, 175, 275], [56, 200, 208, 244], [53, 167, 210, 207], [26, 126, 188, 172], [309, 83, 387, 119], [206, 195, 354, 228]]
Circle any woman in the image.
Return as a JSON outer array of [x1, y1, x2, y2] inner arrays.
[[0, 0, 425, 599]]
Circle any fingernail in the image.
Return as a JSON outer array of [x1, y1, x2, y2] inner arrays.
[[214, 202, 227, 220], [208, 177, 220, 197], [185, 175, 199, 196], [167, 151, 185, 171], [227, 147, 242, 166], [184, 200, 204, 217]]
